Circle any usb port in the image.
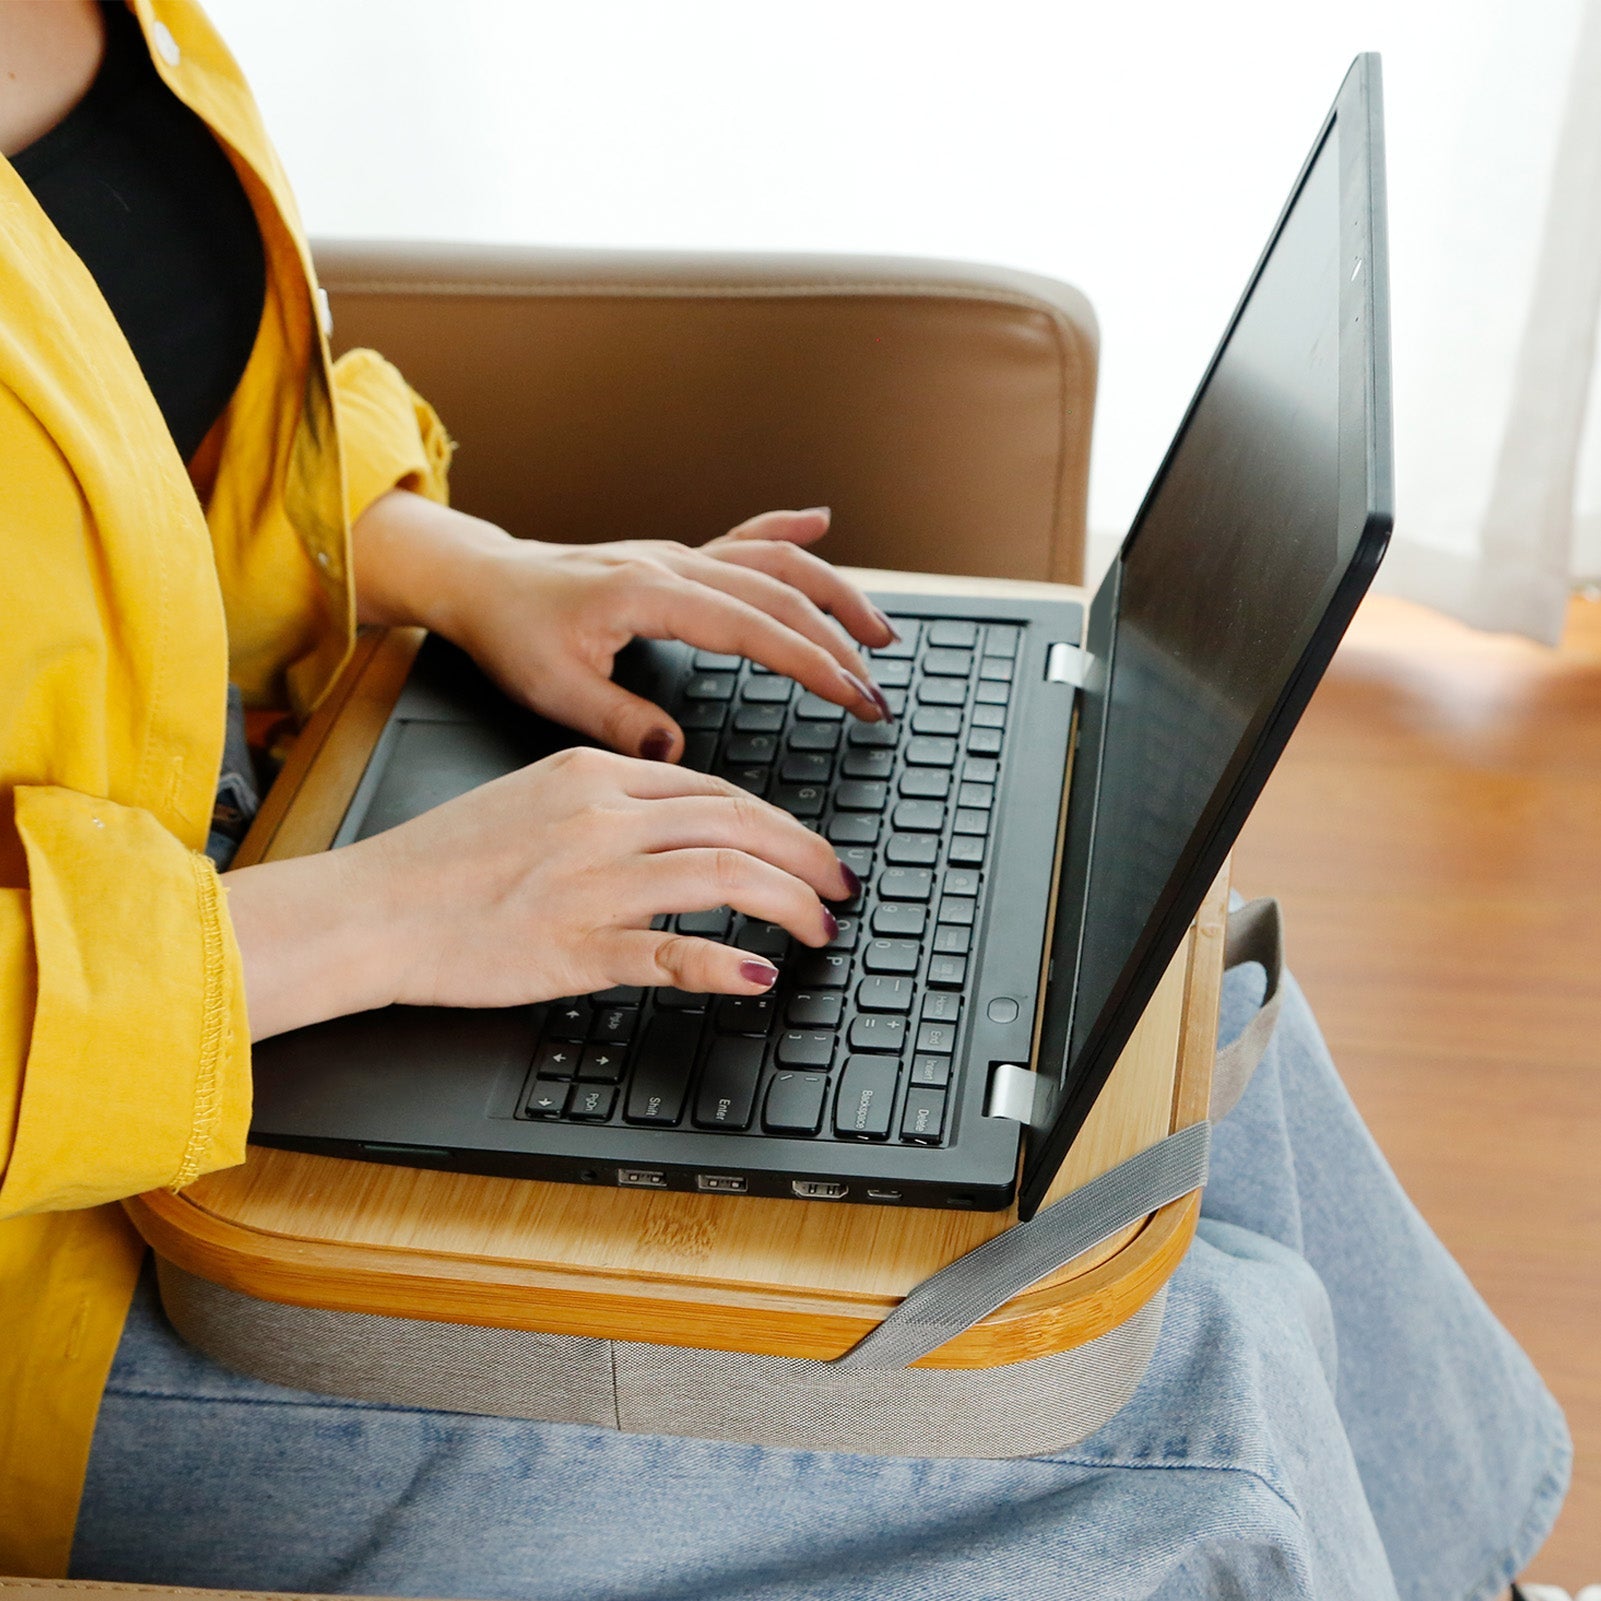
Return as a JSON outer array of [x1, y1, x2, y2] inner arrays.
[[695, 1174, 748, 1193], [866, 1188, 903, 1201], [617, 1167, 666, 1188], [792, 1180, 849, 1200]]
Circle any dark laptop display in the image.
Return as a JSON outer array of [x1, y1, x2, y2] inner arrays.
[[250, 57, 1392, 1221]]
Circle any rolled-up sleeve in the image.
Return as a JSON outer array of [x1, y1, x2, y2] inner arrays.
[[0, 786, 252, 1217], [332, 346, 455, 527]]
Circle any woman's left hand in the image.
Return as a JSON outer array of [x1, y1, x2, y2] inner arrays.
[[352, 495, 898, 762]]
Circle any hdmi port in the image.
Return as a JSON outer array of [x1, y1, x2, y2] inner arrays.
[[792, 1180, 849, 1200]]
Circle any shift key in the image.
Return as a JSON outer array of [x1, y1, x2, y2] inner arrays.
[[624, 1015, 699, 1124]]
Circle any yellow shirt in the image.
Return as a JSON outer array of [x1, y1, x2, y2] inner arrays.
[[0, 0, 452, 1572]]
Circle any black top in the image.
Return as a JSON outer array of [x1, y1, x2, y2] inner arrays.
[[11, 1, 267, 464]]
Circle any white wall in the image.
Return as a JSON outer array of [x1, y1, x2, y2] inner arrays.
[[206, 0, 1589, 586]]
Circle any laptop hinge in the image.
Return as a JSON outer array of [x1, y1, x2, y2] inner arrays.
[[985, 1062, 1040, 1123], [1045, 642, 1089, 689]]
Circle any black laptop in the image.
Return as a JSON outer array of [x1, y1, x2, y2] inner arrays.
[[251, 56, 1393, 1222]]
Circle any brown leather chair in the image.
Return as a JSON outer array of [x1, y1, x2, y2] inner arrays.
[[4, 241, 1097, 1598]]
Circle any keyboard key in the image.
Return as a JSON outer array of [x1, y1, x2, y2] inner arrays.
[[984, 624, 1020, 658], [655, 988, 709, 1011], [923, 647, 974, 677], [945, 868, 982, 897], [567, 1083, 617, 1121], [723, 765, 769, 796], [882, 687, 908, 717], [827, 813, 879, 846], [533, 1039, 581, 1078], [885, 834, 937, 866], [591, 1005, 639, 1044], [953, 808, 989, 835], [872, 658, 912, 688], [788, 722, 840, 752], [916, 679, 967, 707], [842, 748, 894, 781], [678, 907, 732, 938], [921, 992, 962, 1024], [863, 938, 919, 975], [900, 1086, 947, 1143], [915, 1019, 959, 1053], [948, 836, 986, 867], [963, 757, 1000, 784], [905, 736, 957, 767], [776, 1030, 834, 1069], [972, 705, 1007, 729], [893, 800, 945, 833], [795, 693, 845, 720], [975, 680, 1011, 706], [726, 734, 777, 764], [928, 955, 968, 988], [910, 706, 962, 737], [547, 1002, 590, 1041], [850, 1013, 908, 1052], [679, 702, 726, 731], [836, 845, 876, 884], [685, 673, 736, 701], [763, 1071, 827, 1134], [874, 903, 927, 937], [525, 1079, 570, 1117], [834, 1055, 899, 1139], [624, 1017, 699, 1124], [780, 752, 833, 784], [899, 768, 951, 800], [734, 703, 785, 733], [928, 620, 978, 648], [693, 651, 743, 672], [847, 721, 898, 748], [735, 919, 790, 958], [694, 1038, 764, 1129], [957, 782, 995, 809], [716, 994, 777, 1034], [788, 991, 843, 1027], [827, 914, 861, 952], [857, 976, 916, 1013], [773, 783, 826, 818], [979, 657, 1013, 682], [873, 619, 919, 657], [794, 949, 852, 987], [835, 780, 888, 811], [684, 732, 719, 770], [879, 866, 933, 901], [578, 1045, 625, 1082], [939, 895, 977, 926], [910, 1053, 952, 1088], [741, 675, 794, 703], [967, 727, 1003, 755], [592, 985, 645, 1006]]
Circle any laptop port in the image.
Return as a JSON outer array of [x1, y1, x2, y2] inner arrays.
[[617, 1167, 666, 1188], [792, 1180, 849, 1200], [866, 1188, 903, 1201], [695, 1174, 748, 1193]]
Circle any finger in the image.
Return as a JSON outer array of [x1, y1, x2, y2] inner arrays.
[[597, 928, 781, 996], [625, 847, 839, 947], [717, 507, 832, 546], [631, 794, 859, 901], [704, 536, 896, 650], [535, 675, 686, 762], [634, 572, 890, 723]]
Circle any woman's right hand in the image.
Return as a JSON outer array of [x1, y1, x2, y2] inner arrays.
[[224, 747, 856, 1041]]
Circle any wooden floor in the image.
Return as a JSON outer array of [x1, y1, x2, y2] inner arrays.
[[1232, 592, 1601, 1591]]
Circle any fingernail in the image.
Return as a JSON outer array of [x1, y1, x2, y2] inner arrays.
[[640, 729, 674, 762], [821, 907, 840, 940], [873, 607, 901, 643], [801, 505, 831, 519], [838, 863, 862, 899], [840, 670, 890, 722], [739, 958, 779, 990]]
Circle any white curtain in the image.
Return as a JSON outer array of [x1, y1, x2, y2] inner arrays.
[[210, 0, 1601, 639]]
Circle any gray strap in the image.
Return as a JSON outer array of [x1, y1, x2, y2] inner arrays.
[[1210, 897, 1285, 1121], [832, 1121, 1210, 1371]]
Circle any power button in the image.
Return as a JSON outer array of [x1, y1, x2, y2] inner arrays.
[[986, 996, 1021, 1025]]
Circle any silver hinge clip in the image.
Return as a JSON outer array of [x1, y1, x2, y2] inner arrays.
[[1045, 642, 1089, 689], [985, 1062, 1039, 1122]]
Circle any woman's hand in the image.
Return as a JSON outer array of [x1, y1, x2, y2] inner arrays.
[[226, 748, 858, 1040], [351, 494, 898, 761]]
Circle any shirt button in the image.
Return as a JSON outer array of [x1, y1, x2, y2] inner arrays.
[[317, 287, 334, 338], [315, 550, 330, 568], [151, 20, 181, 66]]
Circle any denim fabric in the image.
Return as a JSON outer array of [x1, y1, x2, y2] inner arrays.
[[72, 967, 1570, 1600]]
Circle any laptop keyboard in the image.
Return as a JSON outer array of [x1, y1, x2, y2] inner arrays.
[[516, 616, 1019, 1148]]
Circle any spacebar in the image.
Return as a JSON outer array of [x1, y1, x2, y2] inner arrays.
[[623, 1015, 700, 1125]]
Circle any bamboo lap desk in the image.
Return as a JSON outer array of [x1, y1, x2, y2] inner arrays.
[[127, 571, 1228, 1370]]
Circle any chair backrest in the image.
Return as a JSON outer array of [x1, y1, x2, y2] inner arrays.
[[315, 242, 1097, 585]]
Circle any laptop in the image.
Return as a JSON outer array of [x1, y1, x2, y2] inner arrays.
[[251, 55, 1392, 1222]]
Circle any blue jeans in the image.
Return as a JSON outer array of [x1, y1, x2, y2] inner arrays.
[[72, 968, 1570, 1599]]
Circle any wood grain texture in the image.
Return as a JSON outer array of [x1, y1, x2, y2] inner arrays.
[[1233, 592, 1601, 1587], [128, 572, 1224, 1369]]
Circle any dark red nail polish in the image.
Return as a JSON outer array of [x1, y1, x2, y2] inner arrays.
[[840, 670, 885, 721], [838, 863, 862, 899], [873, 607, 901, 643], [867, 683, 894, 723], [640, 729, 674, 762], [739, 959, 779, 989], [821, 907, 840, 941]]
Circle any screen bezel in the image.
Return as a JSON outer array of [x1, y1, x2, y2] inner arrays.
[[1018, 53, 1394, 1218]]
